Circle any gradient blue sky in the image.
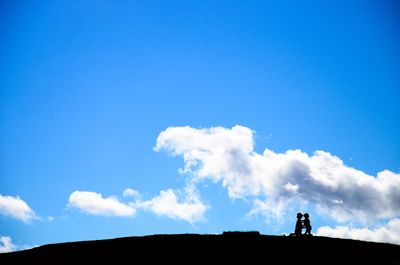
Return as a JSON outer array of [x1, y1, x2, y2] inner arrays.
[[1, 1, 399, 250]]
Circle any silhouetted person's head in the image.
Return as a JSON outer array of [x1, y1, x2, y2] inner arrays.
[[304, 213, 309, 218], [297, 212, 303, 219]]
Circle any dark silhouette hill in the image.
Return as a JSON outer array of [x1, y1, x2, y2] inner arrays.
[[1, 232, 399, 264]]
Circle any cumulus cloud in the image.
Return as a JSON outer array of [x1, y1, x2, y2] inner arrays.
[[68, 191, 135, 217], [317, 218, 400, 245], [0, 236, 16, 253], [67, 187, 207, 223], [155, 125, 400, 223], [65, 125, 399, 235], [139, 186, 208, 223], [0, 194, 37, 223]]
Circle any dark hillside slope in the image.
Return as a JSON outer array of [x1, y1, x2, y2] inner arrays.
[[1, 232, 399, 264]]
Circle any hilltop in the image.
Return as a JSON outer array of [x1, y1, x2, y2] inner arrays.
[[1, 232, 399, 264]]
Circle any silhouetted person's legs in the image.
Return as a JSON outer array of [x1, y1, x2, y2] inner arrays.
[[294, 213, 303, 236], [303, 213, 312, 236], [305, 226, 312, 235]]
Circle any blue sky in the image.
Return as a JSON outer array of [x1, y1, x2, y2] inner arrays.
[[1, 1, 399, 251]]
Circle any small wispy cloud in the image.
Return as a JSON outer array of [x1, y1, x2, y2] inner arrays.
[[122, 188, 141, 199]]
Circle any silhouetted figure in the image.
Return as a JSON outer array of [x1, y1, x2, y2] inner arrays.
[[294, 212, 303, 236], [303, 213, 312, 235]]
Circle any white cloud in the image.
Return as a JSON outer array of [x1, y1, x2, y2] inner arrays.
[[155, 125, 400, 223], [68, 187, 207, 223], [0, 236, 38, 253], [0, 194, 37, 223], [64, 125, 399, 236], [68, 191, 135, 217], [139, 186, 208, 223], [122, 188, 141, 199], [0, 236, 16, 253], [317, 218, 400, 245]]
